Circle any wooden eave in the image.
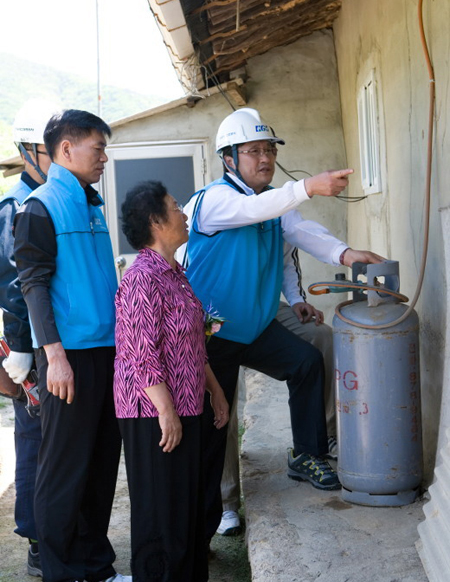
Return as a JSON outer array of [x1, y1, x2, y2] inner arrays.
[[0, 155, 23, 178], [180, 0, 342, 83]]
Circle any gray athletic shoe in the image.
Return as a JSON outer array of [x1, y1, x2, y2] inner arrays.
[[27, 544, 42, 577], [287, 449, 341, 490]]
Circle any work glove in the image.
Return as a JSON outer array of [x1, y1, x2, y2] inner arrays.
[[2, 351, 33, 384]]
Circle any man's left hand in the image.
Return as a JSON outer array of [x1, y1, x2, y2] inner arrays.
[[44, 342, 75, 404], [292, 302, 324, 326], [342, 249, 385, 267]]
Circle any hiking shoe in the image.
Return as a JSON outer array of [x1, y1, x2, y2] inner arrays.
[[287, 449, 341, 490], [325, 435, 338, 460], [27, 544, 42, 577], [216, 510, 241, 536]]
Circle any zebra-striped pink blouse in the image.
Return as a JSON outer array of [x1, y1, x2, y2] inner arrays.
[[114, 247, 207, 418]]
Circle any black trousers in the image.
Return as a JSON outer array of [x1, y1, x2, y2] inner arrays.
[[119, 415, 208, 582], [34, 347, 122, 582], [203, 319, 327, 540]]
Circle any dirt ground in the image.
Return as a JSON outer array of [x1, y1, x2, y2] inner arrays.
[[0, 399, 251, 582]]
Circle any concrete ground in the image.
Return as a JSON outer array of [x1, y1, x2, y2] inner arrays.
[[1, 367, 429, 582], [0, 399, 249, 582], [241, 368, 428, 582]]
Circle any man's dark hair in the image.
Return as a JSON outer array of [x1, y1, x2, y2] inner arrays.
[[44, 109, 111, 160], [220, 146, 235, 173], [221, 146, 233, 158], [121, 181, 169, 250]]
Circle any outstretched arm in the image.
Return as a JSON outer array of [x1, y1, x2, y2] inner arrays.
[[196, 169, 356, 235]]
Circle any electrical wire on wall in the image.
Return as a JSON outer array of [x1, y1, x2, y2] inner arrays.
[[335, 193, 370, 203], [201, 48, 374, 201], [332, 0, 435, 330], [197, 0, 434, 238], [202, 59, 237, 111]]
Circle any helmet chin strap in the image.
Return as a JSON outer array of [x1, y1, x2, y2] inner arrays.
[[221, 144, 246, 185], [17, 143, 47, 182]]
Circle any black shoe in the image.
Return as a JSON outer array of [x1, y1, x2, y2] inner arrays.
[[287, 449, 341, 491], [27, 544, 42, 577]]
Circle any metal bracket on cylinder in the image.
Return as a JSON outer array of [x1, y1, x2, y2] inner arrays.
[[352, 260, 401, 307]]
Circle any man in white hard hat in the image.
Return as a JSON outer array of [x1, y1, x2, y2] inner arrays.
[[182, 107, 383, 543], [0, 98, 59, 577]]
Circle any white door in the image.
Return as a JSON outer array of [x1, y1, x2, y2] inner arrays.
[[101, 140, 208, 278]]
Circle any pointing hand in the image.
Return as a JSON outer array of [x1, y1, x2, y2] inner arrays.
[[305, 169, 354, 198]]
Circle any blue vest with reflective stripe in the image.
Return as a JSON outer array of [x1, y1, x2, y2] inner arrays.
[[26, 164, 117, 349], [186, 177, 283, 344]]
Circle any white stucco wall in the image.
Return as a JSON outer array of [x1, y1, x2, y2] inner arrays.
[[109, 30, 348, 319], [333, 0, 450, 480]]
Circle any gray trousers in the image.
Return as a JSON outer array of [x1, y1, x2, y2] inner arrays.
[[221, 301, 335, 512]]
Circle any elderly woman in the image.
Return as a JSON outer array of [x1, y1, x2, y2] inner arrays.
[[114, 181, 229, 582]]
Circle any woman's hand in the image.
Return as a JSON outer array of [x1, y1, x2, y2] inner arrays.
[[144, 382, 182, 452], [211, 389, 229, 430], [158, 409, 182, 452], [205, 363, 229, 430]]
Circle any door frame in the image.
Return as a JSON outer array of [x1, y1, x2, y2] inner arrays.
[[101, 139, 209, 275]]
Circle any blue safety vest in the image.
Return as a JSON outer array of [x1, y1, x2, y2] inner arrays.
[[26, 164, 117, 349], [186, 177, 283, 344], [1, 177, 32, 205]]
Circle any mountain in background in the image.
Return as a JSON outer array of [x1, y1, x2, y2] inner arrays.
[[0, 52, 179, 194], [0, 52, 175, 127]]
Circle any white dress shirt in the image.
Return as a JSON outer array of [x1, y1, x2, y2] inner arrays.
[[180, 173, 348, 306]]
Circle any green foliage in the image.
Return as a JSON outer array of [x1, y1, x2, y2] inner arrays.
[[0, 52, 174, 194], [0, 121, 15, 158], [0, 173, 17, 198], [0, 52, 166, 126]]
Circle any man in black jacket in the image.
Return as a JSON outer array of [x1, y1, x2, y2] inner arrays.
[[0, 99, 57, 577]]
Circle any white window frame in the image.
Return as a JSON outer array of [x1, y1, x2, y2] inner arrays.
[[357, 70, 382, 195]]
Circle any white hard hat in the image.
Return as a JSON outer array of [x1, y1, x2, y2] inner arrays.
[[13, 98, 61, 145], [215, 107, 285, 153]]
